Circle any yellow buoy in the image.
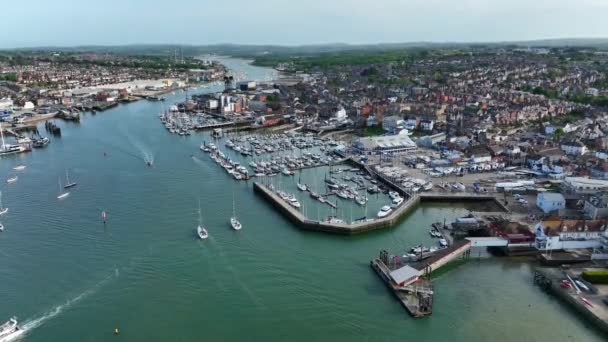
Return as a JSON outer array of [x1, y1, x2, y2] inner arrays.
[[114, 328, 119, 335]]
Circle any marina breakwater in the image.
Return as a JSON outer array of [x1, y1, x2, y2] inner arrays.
[[253, 181, 506, 235]]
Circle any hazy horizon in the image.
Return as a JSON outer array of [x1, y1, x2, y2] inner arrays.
[[3, 0, 608, 48]]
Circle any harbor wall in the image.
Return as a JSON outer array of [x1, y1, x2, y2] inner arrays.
[[253, 182, 420, 235]]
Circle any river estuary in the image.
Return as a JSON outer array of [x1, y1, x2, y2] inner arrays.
[[0, 57, 604, 341]]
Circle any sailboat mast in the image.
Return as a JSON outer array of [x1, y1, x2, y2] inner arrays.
[[198, 199, 202, 225], [0, 126, 5, 148]]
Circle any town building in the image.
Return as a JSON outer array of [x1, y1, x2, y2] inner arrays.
[[536, 192, 565, 213], [354, 133, 417, 155]]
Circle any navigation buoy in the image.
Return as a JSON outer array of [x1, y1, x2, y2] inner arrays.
[[114, 328, 119, 335]]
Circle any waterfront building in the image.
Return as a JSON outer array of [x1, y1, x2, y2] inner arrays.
[[534, 219, 608, 250], [354, 133, 417, 155]]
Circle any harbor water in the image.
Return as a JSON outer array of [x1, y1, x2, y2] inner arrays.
[[0, 57, 604, 341]]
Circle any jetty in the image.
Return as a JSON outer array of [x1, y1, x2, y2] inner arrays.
[[371, 240, 472, 317]]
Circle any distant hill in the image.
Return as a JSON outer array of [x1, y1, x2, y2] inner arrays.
[[3, 38, 608, 57]]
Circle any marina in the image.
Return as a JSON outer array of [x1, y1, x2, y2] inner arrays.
[[0, 57, 605, 342]]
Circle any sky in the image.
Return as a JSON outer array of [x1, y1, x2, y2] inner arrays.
[[2, 0, 608, 48]]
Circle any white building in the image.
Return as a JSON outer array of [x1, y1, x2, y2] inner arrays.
[[354, 134, 417, 155], [536, 192, 565, 213], [563, 177, 608, 194], [535, 219, 608, 250], [560, 141, 587, 156]]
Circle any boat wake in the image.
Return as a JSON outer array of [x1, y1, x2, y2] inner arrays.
[[10, 269, 118, 341]]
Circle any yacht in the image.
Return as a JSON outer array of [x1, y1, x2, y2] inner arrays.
[[33, 136, 50, 148], [377, 205, 393, 218], [0, 317, 22, 340], [390, 196, 404, 208], [355, 195, 367, 206], [388, 191, 400, 200], [287, 195, 301, 209], [230, 193, 242, 231], [197, 201, 208, 240], [0, 129, 27, 156]]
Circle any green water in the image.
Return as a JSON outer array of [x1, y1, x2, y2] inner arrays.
[[0, 58, 604, 342]]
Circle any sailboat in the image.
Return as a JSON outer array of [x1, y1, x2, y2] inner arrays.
[[0, 192, 7, 215], [0, 127, 25, 156], [296, 171, 307, 191], [57, 178, 70, 199], [230, 193, 242, 231], [64, 169, 77, 189], [197, 200, 208, 240], [6, 176, 17, 184]]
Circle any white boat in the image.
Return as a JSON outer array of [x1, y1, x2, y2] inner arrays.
[[377, 205, 393, 218], [0, 223, 3, 232], [197, 200, 208, 240], [439, 239, 448, 247], [355, 195, 367, 206], [388, 191, 400, 200], [6, 176, 17, 184], [12, 165, 26, 171], [57, 179, 70, 199], [0, 317, 22, 340], [0, 192, 7, 216], [287, 195, 301, 209], [230, 193, 242, 231], [1, 128, 27, 156], [297, 183, 307, 191], [64, 169, 77, 188], [391, 196, 404, 208]]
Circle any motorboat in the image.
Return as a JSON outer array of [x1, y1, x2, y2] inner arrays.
[[388, 191, 400, 200], [287, 195, 301, 209], [12, 165, 26, 171], [33, 136, 50, 148], [355, 195, 367, 206], [390, 196, 404, 208], [0, 317, 22, 340], [6, 176, 17, 184], [0, 223, 3, 232], [439, 239, 448, 247], [377, 205, 393, 218]]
